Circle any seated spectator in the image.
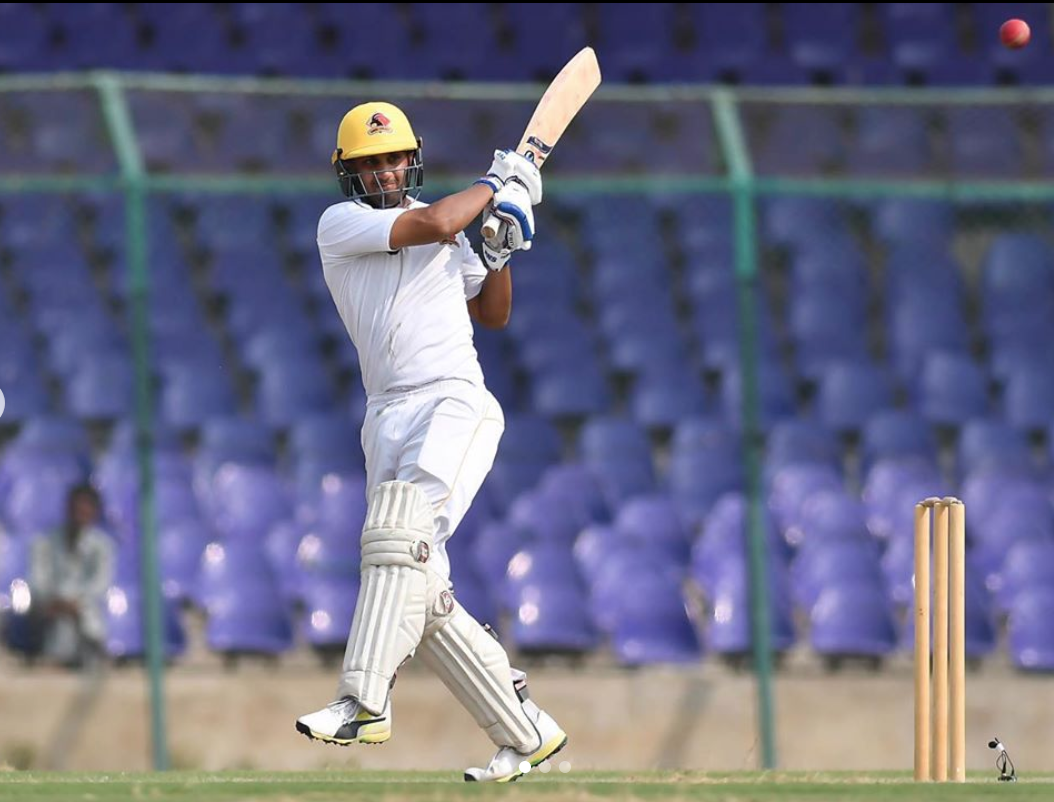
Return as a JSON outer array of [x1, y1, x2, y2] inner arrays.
[[29, 484, 114, 668]]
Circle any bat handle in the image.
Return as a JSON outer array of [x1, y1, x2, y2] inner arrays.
[[481, 212, 501, 242]]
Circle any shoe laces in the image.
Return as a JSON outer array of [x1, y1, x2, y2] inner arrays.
[[326, 696, 359, 721]]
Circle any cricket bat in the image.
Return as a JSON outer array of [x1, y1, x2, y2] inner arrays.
[[481, 46, 602, 241]]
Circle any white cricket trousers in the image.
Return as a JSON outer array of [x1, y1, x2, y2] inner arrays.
[[361, 379, 504, 582]]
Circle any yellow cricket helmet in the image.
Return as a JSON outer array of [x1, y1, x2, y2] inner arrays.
[[331, 101, 424, 203]]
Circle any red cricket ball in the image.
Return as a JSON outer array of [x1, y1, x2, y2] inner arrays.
[[1000, 18, 1031, 49]]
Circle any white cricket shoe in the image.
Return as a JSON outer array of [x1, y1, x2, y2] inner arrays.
[[295, 696, 391, 745], [463, 701, 567, 783]]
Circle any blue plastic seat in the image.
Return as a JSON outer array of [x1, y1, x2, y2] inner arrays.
[[982, 233, 1054, 305], [756, 108, 844, 173], [1003, 366, 1054, 433], [106, 584, 186, 659], [573, 524, 620, 585], [301, 576, 359, 649], [781, 3, 860, 71], [257, 361, 335, 429], [159, 519, 211, 602], [767, 462, 844, 538], [580, 417, 652, 463], [765, 419, 841, 476], [816, 362, 896, 435], [881, 3, 959, 70], [471, 521, 527, 597], [996, 541, 1054, 615], [613, 494, 690, 563], [1008, 587, 1054, 671], [612, 573, 702, 665], [861, 410, 937, 471], [862, 456, 948, 542], [209, 464, 292, 541], [918, 352, 990, 426], [688, 4, 767, 72], [946, 108, 1023, 177], [958, 418, 1031, 477], [793, 489, 872, 551], [706, 560, 797, 656], [512, 581, 598, 654], [503, 542, 582, 608], [763, 196, 846, 249], [205, 580, 293, 655], [793, 541, 883, 611], [159, 361, 237, 433], [630, 366, 709, 430], [872, 198, 953, 247], [296, 520, 362, 582], [891, 300, 971, 381], [66, 354, 134, 421], [720, 361, 796, 432], [885, 245, 965, 306], [810, 581, 897, 658], [305, 473, 367, 534]]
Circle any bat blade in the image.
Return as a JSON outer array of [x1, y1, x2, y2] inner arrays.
[[481, 47, 601, 240], [514, 46, 601, 169]]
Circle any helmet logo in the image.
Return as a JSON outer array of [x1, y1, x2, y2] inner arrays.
[[367, 113, 393, 135]]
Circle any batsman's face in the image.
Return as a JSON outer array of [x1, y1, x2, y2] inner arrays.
[[351, 151, 413, 208]]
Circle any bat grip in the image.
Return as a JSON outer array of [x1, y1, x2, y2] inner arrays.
[[481, 212, 501, 241]]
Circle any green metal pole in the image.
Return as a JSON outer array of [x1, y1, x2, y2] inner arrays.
[[713, 89, 777, 770], [95, 72, 169, 771]]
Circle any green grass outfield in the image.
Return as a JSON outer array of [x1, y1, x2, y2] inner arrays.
[[0, 771, 1050, 802]]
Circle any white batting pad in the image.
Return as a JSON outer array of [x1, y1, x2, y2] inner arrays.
[[417, 600, 540, 753], [337, 481, 435, 713]]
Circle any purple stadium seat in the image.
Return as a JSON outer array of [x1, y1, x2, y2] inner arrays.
[[958, 418, 1032, 478], [159, 361, 238, 433], [995, 540, 1054, 614], [613, 494, 690, 563], [815, 362, 896, 435], [573, 524, 619, 586], [296, 521, 361, 581], [536, 463, 608, 527], [589, 546, 683, 635], [612, 573, 702, 665], [792, 540, 883, 610], [209, 464, 292, 541], [105, 584, 186, 659], [705, 557, 796, 656], [917, 352, 990, 426], [158, 519, 211, 602], [990, 233, 1054, 291], [512, 581, 598, 653], [301, 577, 358, 649], [862, 456, 948, 542], [205, 581, 293, 655], [691, 492, 787, 592], [471, 521, 527, 599], [767, 463, 843, 540], [861, 410, 937, 471], [506, 488, 584, 545], [66, 354, 134, 421], [720, 361, 797, 432], [765, 419, 841, 476], [810, 581, 897, 658], [1008, 587, 1054, 671], [793, 489, 872, 551], [873, 198, 954, 247], [503, 542, 581, 607]]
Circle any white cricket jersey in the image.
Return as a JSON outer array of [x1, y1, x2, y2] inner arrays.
[[317, 198, 488, 398]]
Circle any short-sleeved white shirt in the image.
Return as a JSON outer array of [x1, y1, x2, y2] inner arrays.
[[317, 198, 488, 398]]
